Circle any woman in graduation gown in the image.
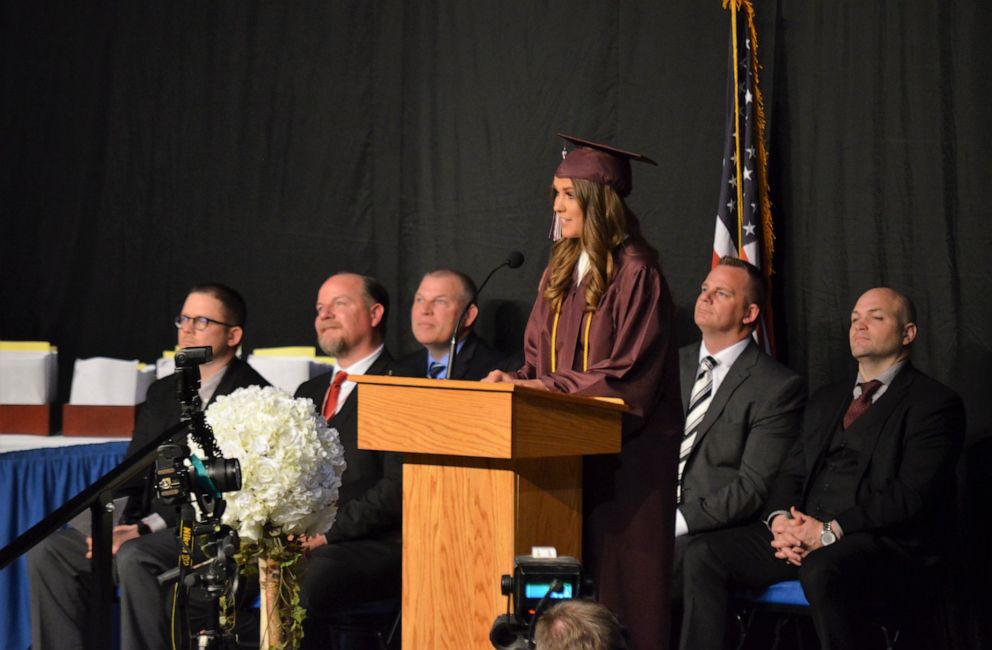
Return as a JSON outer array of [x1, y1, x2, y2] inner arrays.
[[485, 134, 683, 649]]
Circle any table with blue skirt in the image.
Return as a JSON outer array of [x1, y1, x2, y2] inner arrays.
[[0, 435, 128, 650]]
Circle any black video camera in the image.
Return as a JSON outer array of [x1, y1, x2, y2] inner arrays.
[[154, 346, 244, 649], [490, 554, 589, 650], [174, 346, 212, 367], [154, 442, 241, 512], [155, 346, 241, 519]]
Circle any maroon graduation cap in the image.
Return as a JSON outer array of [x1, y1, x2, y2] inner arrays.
[[554, 133, 658, 197]]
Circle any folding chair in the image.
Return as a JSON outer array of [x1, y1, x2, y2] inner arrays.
[[735, 580, 903, 650]]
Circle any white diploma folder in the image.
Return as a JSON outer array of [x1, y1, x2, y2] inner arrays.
[[247, 347, 334, 394], [156, 352, 176, 379], [69, 357, 156, 406], [0, 342, 58, 404]]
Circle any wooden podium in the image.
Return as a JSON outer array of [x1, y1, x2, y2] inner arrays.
[[353, 376, 625, 649]]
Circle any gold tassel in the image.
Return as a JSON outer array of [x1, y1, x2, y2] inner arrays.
[[742, 0, 776, 278], [722, 0, 776, 278]]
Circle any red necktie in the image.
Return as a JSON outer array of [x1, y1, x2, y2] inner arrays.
[[321, 370, 349, 422], [842, 379, 883, 429]]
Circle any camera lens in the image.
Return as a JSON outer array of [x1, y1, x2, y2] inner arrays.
[[204, 458, 242, 493]]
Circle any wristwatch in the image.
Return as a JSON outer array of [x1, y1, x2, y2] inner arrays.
[[820, 521, 837, 546]]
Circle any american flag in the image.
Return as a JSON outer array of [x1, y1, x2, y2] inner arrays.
[[712, 0, 776, 353]]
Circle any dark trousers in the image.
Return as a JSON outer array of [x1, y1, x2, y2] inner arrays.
[[671, 533, 695, 603], [299, 537, 402, 650], [28, 527, 180, 650], [680, 522, 920, 650], [28, 527, 92, 650], [28, 526, 258, 650]]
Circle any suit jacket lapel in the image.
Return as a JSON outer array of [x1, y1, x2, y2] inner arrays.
[[693, 341, 758, 444], [800, 366, 915, 496], [333, 350, 393, 425], [206, 357, 244, 408], [452, 335, 478, 381], [411, 350, 429, 378], [851, 364, 915, 474], [365, 350, 393, 378]]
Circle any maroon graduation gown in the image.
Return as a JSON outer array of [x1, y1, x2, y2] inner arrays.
[[515, 239, 682, 650]]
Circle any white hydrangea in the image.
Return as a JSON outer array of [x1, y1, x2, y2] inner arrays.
[[196, 385, 347, 542]]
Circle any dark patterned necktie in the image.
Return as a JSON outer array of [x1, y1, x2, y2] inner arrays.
[[428, 362, 446, 379], [677, 356, 717, 502], [842, 379, 883, 429]]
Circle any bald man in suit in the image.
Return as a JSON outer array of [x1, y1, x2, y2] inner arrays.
[[680, 287, 965, 650]]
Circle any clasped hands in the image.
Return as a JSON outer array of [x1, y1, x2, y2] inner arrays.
[[769, 506, 829, 566]]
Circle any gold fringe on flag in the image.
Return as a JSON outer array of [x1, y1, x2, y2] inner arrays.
[[722, 0, 776, 279]]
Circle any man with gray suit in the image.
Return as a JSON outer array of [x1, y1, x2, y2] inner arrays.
[[679, 287, 965, 650], [672, 256, 805, 596]]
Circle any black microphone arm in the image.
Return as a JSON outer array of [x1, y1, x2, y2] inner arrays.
[[446, 251, 524, 379]]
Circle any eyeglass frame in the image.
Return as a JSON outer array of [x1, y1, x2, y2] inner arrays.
[[173, 314, 238, 331]]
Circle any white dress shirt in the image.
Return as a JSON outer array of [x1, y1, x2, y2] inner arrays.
[[327, 344, 385, 418]]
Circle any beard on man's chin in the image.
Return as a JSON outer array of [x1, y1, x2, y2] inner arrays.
[[319, 336, 349, 358]]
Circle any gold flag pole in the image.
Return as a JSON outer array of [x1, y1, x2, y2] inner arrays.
[[725, 0, 745, 256]]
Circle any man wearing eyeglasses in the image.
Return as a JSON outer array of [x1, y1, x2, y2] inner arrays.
[[29, 282, 269, 650]]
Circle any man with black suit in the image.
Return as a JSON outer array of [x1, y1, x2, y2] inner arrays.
[[673, 257, 805, 595], [396, 268, 508, 380], [680, 287, 966, 650], [293, 272, 402, 648], [28, 282, 269, 650]]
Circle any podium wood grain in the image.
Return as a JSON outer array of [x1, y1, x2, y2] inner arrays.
[[353, 376, 622, 649], [356, 375, 623, 458]]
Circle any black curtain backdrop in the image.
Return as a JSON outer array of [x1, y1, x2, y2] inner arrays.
[[2, 1, 990, 645]]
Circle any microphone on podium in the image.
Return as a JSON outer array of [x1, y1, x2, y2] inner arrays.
[[504, 251, 525, 270], [446, 251, 524, 380]]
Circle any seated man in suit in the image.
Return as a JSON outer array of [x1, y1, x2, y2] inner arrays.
[[673, 257, 805, 596], [28, 282, 270, 650], [396, 268, 508, 380], [680, 287, 966, 650], [293, 272, 402, 648]]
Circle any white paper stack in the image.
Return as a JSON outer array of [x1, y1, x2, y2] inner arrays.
[[0, 342, 58, 404], [156, 350, 176, 379], [247, 347, 335, 393], [69, 357, 156, 405]]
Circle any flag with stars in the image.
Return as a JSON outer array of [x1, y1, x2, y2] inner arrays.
[[713, 0, 776, 353]]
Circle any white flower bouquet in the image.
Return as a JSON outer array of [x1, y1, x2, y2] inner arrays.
[[200, 385, 347, 649], [203, 385, 347, 541]]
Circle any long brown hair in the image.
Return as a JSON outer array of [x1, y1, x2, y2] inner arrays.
[[543, 178, 647, 311]]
